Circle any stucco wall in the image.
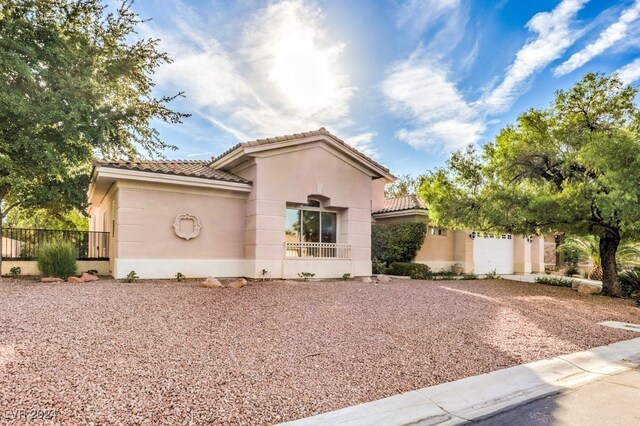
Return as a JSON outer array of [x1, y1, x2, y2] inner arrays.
[[1, 260, 110, 276], [240, 143, 374, 278]]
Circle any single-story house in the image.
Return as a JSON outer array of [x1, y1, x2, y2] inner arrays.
[[88, 128, 547, 279], [88, 128, 394, 279], [372, 194, 547, 275]]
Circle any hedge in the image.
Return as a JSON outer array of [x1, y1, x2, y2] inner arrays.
[[371, 222, 427, 268], [388, 262, 433, 279]]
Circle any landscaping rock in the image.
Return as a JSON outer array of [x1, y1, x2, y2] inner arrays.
[[571, 281, 580, 290], [377, 275, 391, 283], [360, 276, 372, 283], [577, 282, 602, 295], [229, 278, 247, 289], [68, 276, 83, 284], [202, 277, 223, 288], [81, 272, 99, 282], [41, 277, 64, 283]]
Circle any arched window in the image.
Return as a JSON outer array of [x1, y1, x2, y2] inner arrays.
[[285, 198, 337, 243]]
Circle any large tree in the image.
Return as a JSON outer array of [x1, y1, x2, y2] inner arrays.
[[421, 73, 640, 296], [0, 0, 187, 226]]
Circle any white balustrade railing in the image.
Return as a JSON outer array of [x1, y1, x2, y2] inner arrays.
[[285, 242, 351, 259]]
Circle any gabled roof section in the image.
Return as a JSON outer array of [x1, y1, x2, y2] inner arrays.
[[211, 127, 393, 179], [94, 159, 250, 184], [373, 194, 428, 214]]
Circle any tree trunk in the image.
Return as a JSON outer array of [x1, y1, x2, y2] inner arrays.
[[600, 228, 621, 297]]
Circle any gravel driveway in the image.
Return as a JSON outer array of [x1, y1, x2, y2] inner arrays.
[[1, 278, 638, 425]]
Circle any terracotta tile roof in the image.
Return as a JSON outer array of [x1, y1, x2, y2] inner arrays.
[[95, 159, 251, 184], [373, 194, 428, 214], [211, 127, 391, 174]]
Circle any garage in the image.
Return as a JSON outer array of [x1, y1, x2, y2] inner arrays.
[[472, 233, 514, 274]]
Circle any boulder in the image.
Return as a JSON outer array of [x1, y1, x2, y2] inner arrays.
[[41, 277, 64, 283], [202, 277, 223, 288], [68, 276, 83, 284], [577, 282, 602, 295], [377, 275, 391, 283], [229, 278, 247, 289], [360, 276, 372, 284], [81, 272, 99, 282]]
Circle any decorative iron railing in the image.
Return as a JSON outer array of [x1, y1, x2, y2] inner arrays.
[[0, 228, 110, 260], [285, 242, 351, 259]]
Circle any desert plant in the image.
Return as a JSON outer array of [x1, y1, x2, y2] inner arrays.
[[298, 272, 315, 281], [124, 270, 139, 283], [462, 273, 478, 280], [484, 269, 498, 280], [9, 266, 21, 277], [565, 264, 579, 277], [435, 268, 455, 279], [36, 240, 78, 279], [535, 276, 574, 287], [618, 267, 640, 298], [342, 273, 351, 280], [176, 272, 186, 282], [371, 222, 427, 269]]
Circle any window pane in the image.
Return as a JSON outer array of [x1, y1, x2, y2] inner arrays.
[[285, 209, 301, 242], [321, 212, 336, 243], [302, 211, 320, 242]]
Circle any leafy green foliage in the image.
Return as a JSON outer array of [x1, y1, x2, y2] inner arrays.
[[618, 267, 640, 298], [388, 262, 433, 279], [565, 264, 579, 277], [342, 273, 351, 280], [0, 0, 187, 224], [37, 240, 78, 279], [124, 271, 139, 283], [9, 266, 21, 277], [484, 269, 498, 280], [384, 174, 426, 198], [420, 73, 640, 297], [534, 276, 574, 287], [461, 273, 478, 280], [298, 272, 315, 281], [4, 207, 88, 229], [176, 272, 186, 282], [371, 222, 427, 268]]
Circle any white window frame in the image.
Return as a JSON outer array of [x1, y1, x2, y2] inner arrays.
[[286, 198, 339, 243]]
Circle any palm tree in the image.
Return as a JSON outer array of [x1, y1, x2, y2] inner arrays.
[[558, 236, 640, 279]]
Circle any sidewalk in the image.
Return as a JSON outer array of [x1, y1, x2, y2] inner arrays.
[[501, 274, 602, 288], [280, 337, 640, 425]]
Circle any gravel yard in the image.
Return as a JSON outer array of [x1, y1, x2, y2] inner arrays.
[[1, 278, 638, 425]]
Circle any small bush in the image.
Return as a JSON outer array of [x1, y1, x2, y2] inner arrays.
[[298, 272, 315, 281], [371, 222, 427, 268], [619, 267, 640, 298], [565, 263, 579, 277], [535, 276, 574, 287], [372, 258, 388, 274], [176, 272, 186, 282], [484, 269, 498, 280], [388, 262, 433, 280], [9, 266, 21, 277], [462, 273, 478, 280], [37, 240, 78, 279], [342, 273, 351, 280], [435, 268, 455, 279], [124, 270, 139, 283]]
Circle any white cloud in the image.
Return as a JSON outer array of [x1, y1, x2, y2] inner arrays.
[[616, 57, 640, 84], [150, 0, 358, 141], [396, 0, 461, 35], [345, 132, 379, 159], [382, 50, 485, 153], [482, 0, 588, 112], [555, 0, 640, 76]]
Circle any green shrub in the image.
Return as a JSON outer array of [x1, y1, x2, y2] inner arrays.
[[484, 269, 498, 280], [9, 266, 21, 277], [37, 240, 78, 279], [176, 272, 186, 282], [342, 273, 351, 280], [462, 273, 478, 280], [565, 263, 579, 277], [387, 262, 433, 279], [124, 270, 139, 283], [371, 222, 427, 269], [435, 268, 455, 279], [535, 276, 574, 287], [298, 272, 315, 281], [619, 267, 640, 298], [372, 258, 388, 274]]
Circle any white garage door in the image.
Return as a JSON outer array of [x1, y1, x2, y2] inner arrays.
[[473, 234, 514, 274]]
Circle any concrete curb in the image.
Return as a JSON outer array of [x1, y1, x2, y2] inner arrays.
[[280, 338, 640, 425]]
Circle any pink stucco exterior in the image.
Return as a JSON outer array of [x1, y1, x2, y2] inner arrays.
[[88, 130, 394, 279]]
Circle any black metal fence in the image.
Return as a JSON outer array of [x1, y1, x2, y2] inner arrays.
[[1, 228, 109, 260]]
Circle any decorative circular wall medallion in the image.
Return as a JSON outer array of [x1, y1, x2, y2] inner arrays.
[[173, 213, 202, 240]]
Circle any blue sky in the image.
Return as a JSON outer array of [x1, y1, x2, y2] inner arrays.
[[134, 0, 640, 176]]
